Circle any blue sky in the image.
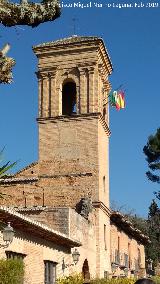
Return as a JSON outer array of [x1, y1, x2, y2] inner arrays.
[[0, 3, 160, 217]]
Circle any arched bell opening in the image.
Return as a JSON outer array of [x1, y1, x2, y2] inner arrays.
[[62, 80, 76, 115]]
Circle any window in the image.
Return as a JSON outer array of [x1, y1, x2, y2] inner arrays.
[[104, 271, 109, 278], [138, 248, 141, 267], [104, 224, 107, 250], [62, 81, 76, 115], [124, 253, 129, 268], [115, 249, 120, 264], [6, 251, 26, 262], [118, 236, 120, 252], [44, 261, 57, 284], [128, 242, 131, 268]]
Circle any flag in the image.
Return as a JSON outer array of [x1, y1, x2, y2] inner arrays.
[[118, 91, 125, 109], [110, 91, 117, 107], [109, 90, 126, 110]]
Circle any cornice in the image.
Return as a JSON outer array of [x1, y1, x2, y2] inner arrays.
[[37, 113, 111, 136], [93, 201, 111, 217]]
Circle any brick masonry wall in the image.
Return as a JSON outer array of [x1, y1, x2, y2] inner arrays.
[[110, 223, 146, 277], [98, 120, 109, 208], [15, 163, 39, 178], [0, 228, 71, 284], [95, 208, 111, 277], [18, 208, 70, 235], [38, 115, 100, 206], [14, 207, 98, 279]]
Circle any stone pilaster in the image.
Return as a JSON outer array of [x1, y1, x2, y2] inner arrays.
[[94, 66, 99, 112], [79, 68, 87, 114], [55, 85, 62, 116], [76, 84, 80, 114], [36, 72, 43, 118], [41, 73, 49, 118], [49, 72, 56, 117], [88, 67, 95, 113]]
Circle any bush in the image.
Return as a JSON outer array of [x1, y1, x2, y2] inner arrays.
[[0, 258, 24, 284], [90, 278, 135, 284], [57, 273, 84, 284], [152, 276, 160, 284], [57, 275, 136, 284], [57, 274, 160, 284]]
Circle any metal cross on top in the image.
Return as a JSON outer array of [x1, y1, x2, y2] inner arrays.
[[72, 18, 78, 35]]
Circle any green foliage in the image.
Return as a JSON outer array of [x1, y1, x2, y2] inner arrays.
[[143, 128, 160, 265], [90, 278, 135, 284], [143, 128, 160, 185], [0, 258, 24, 284], [152, 276, 160, 284], [148, 200, 159, 218], [57, 274, 136, 284], [57, 273, 84, 284], [124, 200, 160, 267], [125, 214, 148, 235], [0, 149, 17, 179], [146, 200, 160, 266], [57, 275, 160, 284], [0, 149, 17, 198]]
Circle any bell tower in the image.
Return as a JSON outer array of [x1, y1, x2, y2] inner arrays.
[[33, 36, 113, 208]]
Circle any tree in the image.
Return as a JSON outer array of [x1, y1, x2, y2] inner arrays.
[[111, 199, 160, 269], [143, 128, 160, 185], [0, 149, 17, 198], [146, 199, 160, 267], [0, 149, 16, 178], [125, 214, 148, 235], [0, 0, 60, 84], [0, 44, 15, 84], [0, 0, 60, 28]]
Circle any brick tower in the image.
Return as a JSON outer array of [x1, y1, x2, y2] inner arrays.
[[0, 37, 148, 280], [33, 37, 113, 276], [33, 36, 113, 210]]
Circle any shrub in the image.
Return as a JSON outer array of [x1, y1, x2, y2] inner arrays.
[[152, 276, 160, 284], [57, 273, 84, 284], [57, 274, 160, 284], [90, 278, 135, 284], [57, 275, 136, 284], [0, 258, 24, 284]]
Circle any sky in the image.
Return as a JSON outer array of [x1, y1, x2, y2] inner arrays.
[[0, 1, 160, 217]]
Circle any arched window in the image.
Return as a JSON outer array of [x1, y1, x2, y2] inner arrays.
[[62, 81, 76, 115]]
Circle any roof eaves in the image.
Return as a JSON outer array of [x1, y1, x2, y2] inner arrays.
[[0, 177, 38, 184], [33, 36, 100, 49], [111, 211, 150, 244], [0, 206, 81, 247]]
